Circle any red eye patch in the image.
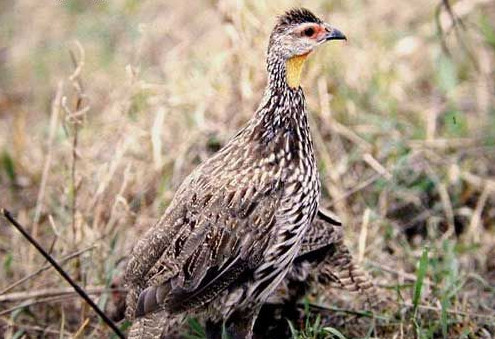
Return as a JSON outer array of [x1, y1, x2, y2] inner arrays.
[[298, 24, 325, 39]]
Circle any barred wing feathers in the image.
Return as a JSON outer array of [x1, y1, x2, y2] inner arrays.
[[125, 145, 284, 319]]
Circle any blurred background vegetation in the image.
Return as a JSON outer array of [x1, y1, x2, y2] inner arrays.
[[0, 0, 494, 338]]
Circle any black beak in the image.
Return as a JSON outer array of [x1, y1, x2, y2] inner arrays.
[[325, 27, 347, 41]]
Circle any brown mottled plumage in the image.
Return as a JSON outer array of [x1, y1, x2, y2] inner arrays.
[[125, 8, 346, 339], [270, 207, 376, 305], [253, 209, 377, 338]]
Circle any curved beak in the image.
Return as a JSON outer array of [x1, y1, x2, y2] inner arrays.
[[324, 24, 347, 41]]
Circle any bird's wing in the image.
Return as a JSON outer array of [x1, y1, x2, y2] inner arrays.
[[125, 152, 283, 318], [272, 210, 378, 309]]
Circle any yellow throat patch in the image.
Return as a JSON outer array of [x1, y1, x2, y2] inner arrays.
[[286, 53, 309, 88]]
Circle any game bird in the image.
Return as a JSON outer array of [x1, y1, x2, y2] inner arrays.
[[125, 8, 347, 339]]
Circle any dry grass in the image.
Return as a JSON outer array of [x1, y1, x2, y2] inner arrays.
[[1, 0, 494, 338]]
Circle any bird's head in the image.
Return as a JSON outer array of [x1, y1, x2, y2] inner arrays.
[[268, 8, 346, 88]]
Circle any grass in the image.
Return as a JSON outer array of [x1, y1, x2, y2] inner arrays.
[[1, 0, 495, 338]]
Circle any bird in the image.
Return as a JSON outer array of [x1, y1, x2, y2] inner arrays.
[[124, 8, 347, 339]]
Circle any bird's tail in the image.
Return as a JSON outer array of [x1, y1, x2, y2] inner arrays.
[[316, 241, 385, 310], [127, 311, 184, 339], [128, 313, 164, 339]]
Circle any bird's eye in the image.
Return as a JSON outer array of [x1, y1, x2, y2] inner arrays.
[[303, 27, 315, 37]]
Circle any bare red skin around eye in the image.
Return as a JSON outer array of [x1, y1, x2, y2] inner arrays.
[[299, 24, 326, 40]]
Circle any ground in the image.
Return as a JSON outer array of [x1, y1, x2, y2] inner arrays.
[[0, 0, 494, 338]]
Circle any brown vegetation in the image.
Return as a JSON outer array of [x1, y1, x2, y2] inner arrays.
[[1, 0, 494, 338]]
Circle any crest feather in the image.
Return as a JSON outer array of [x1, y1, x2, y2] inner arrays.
[[277, 8, 322, 27]]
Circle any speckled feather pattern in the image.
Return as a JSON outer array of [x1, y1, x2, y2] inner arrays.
[[126, 213, 378, 338], [125, 85, 319, 316], [124, 8, 359, 339], [272, 214, 377, 307]]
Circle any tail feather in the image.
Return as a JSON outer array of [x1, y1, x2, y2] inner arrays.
[[127, 311, 184, 339], [317, 242, 379, 308], [128, 313, 164, 339]]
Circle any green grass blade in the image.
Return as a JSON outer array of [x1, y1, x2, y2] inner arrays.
[[323, 326, 347, 339], [413, 246, 429, 317], [184, 317, 206, 339], [287, 319, 299, 339], [1, 150, 16, 182]]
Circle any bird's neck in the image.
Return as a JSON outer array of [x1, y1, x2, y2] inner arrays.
[[261, 52, 307, 122], [266, 52, 309, 91], [246, 54, 310, 149]]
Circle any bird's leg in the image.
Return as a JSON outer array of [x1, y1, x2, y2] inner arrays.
[[205, 319, 223, 339], [225, 307, 261, 339]]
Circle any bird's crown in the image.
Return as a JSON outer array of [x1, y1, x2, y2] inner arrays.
[[276, 8, 322, 28]]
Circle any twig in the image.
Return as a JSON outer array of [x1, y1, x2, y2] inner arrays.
[[326, 173, 381, 208], [441, 0, 465, 29], [60, 306, 66, 339], [302, 303, 390, 321], [367, 260, 434, 287], [435, 0, 484, 69], [330, 119, 372, 152], [408, 138, 477, 149], [0, 285, 122, 303], [0, 317, 71, 336], [303, 298, 495, 323], [72, 318, 90, 339], [89, 139, 131, 210], [152, 107, 166, 170], [0, 295, 77, 317], [358, 208, 371, 263], [435, 0, 463, 56], [0, 244, 97, 295], [363, 153, 392, 181], [461, 170, 495, 193], [424, 165, 455, 239], [1, 209, 125, 339], [437, 181, 455, 238], [70, 118, 79, 243], [31, 81, 64, 261], [104, 164, 132, 235], [326, 149, 420, 209], [65, 40, 88, 243], [467, 187, 490, 243], [399, 301, 495, 321]]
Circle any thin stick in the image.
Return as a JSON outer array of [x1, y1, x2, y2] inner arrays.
[[358, 208, 371, 263], [399, 301, 495, 321], [65, 40, 88, 243], [0, 295, 76, 317], [72, 318, 90, 339], [71, 119, 79, 242], [0, 285, 125, 303], [326, 173, 381, 208], [467, 187, 489, 243], [0, 244, 96, 295], [305, 300, 495, 322], [0, 317, 71, 336], [31, 81, 64, 262], [302, 303, 390, 321], [367, 260, 434, 286], [1, 209, 125, 339], [363, 153, 392, 181]]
